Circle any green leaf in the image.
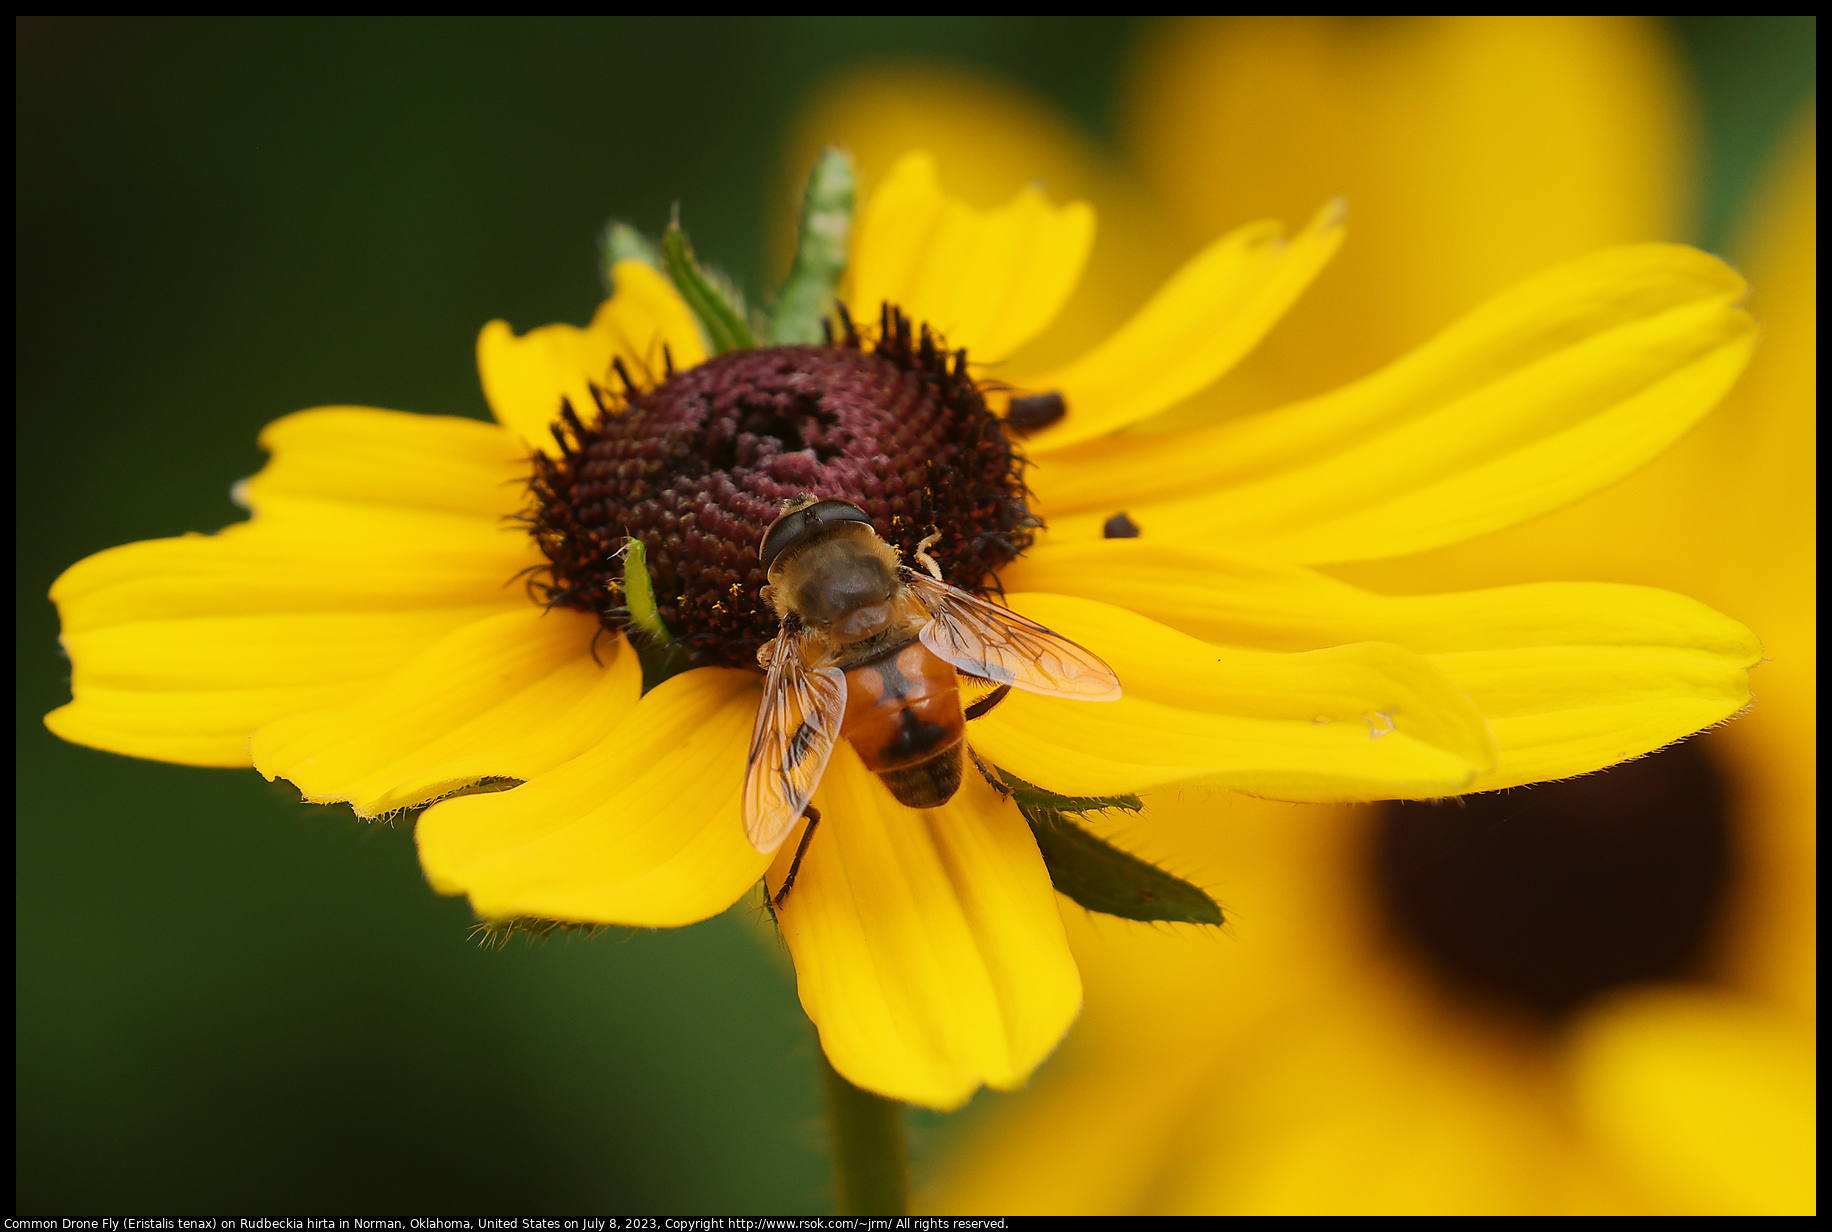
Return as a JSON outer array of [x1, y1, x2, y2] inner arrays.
[[598, 221, 661, 295], [661, 212, 754, 353], [767, 147, 856, 345], [1018, 801, 1223, 926], [996, 767, 1141, 817]]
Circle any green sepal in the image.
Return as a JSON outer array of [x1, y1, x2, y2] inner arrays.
[[998, 771, 1221, 925], [767, 147, 856, 345], [621, 536, 694, 692], [661, 211, 755, 353], [599, 220, 662, 295]]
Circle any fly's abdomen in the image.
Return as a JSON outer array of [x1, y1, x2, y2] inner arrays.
[[876, 748, 965, 810], [841, 640, 965, 784]]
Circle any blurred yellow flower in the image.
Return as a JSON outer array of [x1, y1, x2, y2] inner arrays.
[[782, 15, 1812, 1213]]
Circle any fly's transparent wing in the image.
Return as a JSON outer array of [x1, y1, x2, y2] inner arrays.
[[905, 571, 1121, 701], [744, 630, 846, 853]]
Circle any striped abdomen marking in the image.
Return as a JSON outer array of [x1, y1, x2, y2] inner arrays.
[[841, 639, 965, 791]]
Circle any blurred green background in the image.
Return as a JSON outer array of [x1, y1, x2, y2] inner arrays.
[[15, 16, 1815, 1213]]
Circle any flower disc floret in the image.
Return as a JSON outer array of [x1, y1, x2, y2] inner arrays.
[[527, 307, 1034, 668]]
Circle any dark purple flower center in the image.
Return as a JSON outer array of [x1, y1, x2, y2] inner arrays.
[[1370, 738, 1736, 1024], [526, 308, 1034, 669]]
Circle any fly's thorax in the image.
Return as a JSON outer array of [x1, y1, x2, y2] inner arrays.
[[767, 523, 903, 644]]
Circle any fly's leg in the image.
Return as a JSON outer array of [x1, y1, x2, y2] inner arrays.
[[963, 683, 1012, 721], [968, 747, 1013, 800], [771, 804, 822, 911], [914, 530, 944, 581]]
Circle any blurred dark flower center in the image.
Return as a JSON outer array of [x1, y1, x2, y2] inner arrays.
[[526, 307, 1034, 669], [1370, 739, 1736, 1023]]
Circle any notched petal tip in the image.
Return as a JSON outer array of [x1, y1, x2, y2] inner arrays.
[[1019, 200, 1347, 451], [850, 149, 1096, 366]]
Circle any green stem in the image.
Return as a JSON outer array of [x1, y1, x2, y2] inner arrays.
[[820, 1051, 910, 1215]]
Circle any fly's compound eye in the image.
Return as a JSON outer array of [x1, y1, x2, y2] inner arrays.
[[759, 499, 876, 573]]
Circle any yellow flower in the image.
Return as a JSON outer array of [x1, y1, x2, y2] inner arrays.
[[47, 120, 1760, 1111], [773, 17, 1813, 1208]]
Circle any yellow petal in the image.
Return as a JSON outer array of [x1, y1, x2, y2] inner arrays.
[[45, 680, 363, 769], [1163, 1008, 1610, 1214], [242, 405, 530, 520], [230, 406, 538, 550], [1325, 111, 1816, 1012], [252, 609, 640, 816], [50, 600, 526, 768], [51, 528, 536, 636], [1414, 643, 1744, 793], [1038, 245, 1755, 561], [768, 742, 1080, 1110], [966, 592, 1495, 801], [1005, 540, 1376, 651], [1003, 539, 1753, 654], [1122, 17, 1690, 418], [47, 409, 541, 767], [1014, 200, 1344, 451], [415, 668, 770, 928], [1569, 987, 1816, 1215], [477, 260, 707, 455], [1009, 542, 1757, 791], [930, 1043, 1214, 1214], [776, 62, 1190, 378], [1435, 644, 1754, 791], [849, 151, 1095, 364]]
